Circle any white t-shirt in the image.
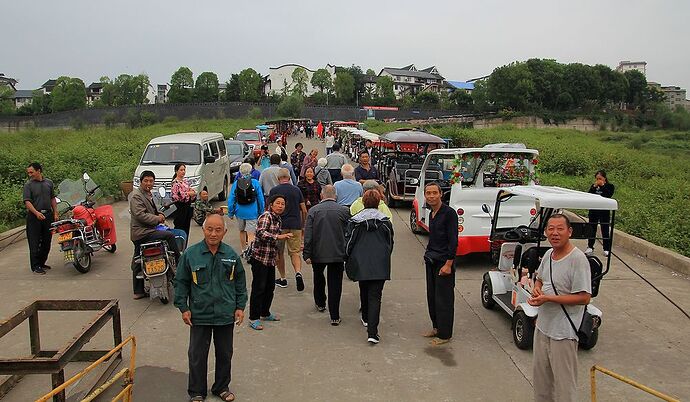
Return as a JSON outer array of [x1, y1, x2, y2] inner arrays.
[[325, 135, 335, 148], [535, 247, 591, 340]]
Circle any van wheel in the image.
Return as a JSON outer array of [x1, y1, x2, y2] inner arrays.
[[218, 177, 228, 201], [512, 311, 535, 350], [481, 274, 496, 310], [410, 209, 423, 234]]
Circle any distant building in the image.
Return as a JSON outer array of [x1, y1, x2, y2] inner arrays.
[[446, 80, 475, 93], [0, 73, 18, 91], [156, 84, 169, 104], [40, 79, 57, 94], [11, 90, 34, 109], [378, 64, 445, 98], [86, 82, 104, 105], [616, 60, 647, 76], [660, 86, 688, 110], [263, 63, 336, 97]]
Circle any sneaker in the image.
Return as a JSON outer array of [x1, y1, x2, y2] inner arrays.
[[585, 248, 594, 255], [316, 305, 326, 312], [603, 250, 610, 257], [331, 318, 341, 326], [32, 267, 46, 275], [367, 335, 380, 344], [360, 317, 368, 327], [41, 265, 52, 270], [275, 278, 288, 288], [295, 273, 305, 292]]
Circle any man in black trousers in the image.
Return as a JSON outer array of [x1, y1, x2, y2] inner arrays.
[[23, 162, 58, 275], [422, 182, 458, 346]]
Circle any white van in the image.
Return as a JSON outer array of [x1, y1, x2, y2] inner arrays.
[[133, 133, 230, 201], [411, 144, 539, 258]]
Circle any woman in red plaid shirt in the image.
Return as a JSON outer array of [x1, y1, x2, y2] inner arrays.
[[248, 194, 294, 330]]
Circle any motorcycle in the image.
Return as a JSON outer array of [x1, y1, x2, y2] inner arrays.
[[51, 173, 117, 273], [134, 187, 186, 304]]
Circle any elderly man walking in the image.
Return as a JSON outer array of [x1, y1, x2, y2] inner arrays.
[[228, 162, 265, 254], [528, 214, 592, 402], [303, 185, 351, 325], [325, 143, 347, 182], [334, 164, 362, 207], [23, 162, 58, 275], [174, 214, 247, 402]]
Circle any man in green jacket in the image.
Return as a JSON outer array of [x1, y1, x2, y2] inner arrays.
[[174, 213, 247, 402]]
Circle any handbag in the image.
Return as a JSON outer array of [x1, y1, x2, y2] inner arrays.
[[549, 256, 595, 344]]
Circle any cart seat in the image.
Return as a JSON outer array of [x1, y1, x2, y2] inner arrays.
[[588, 255, 603, 297]]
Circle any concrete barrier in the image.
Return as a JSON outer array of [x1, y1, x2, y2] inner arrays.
[[613, 229, 690, 275]]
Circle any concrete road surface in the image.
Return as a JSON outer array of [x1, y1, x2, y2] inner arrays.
[[1, 134, 688, 401]]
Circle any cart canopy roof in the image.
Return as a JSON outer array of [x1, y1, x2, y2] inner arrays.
[[429, 145, 539, 156], [499, 185, 618, 211], [381, 130, 445, 144]]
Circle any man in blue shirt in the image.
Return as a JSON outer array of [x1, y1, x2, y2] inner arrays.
[[334, 164, 363, 207]]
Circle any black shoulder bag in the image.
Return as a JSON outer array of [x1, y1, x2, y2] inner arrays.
[[549, 256, 594, 345]]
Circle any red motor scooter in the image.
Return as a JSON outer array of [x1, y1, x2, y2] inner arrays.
[[51, 173, 117, 273]]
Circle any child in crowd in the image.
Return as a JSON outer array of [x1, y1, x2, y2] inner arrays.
[[193, 190, 223, 226]]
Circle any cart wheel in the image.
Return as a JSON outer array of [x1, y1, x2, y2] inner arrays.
[[512, 311, 535, 350], [410, 209, 424, 234], [73, 240, 91, 273], [579, 327, 599, 350], [385, 187, 397, 208], [103, 244, 117, 253], [481, 274, 496, 310], [160, 297, 169, 305]]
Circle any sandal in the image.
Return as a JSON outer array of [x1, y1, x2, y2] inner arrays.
[[217, 391, 235, 401], [261, 313, 280, 321], [190, 396, 205, 401], [430, 337, 451, 346], [422, 329, 438, 338], [249, 320, 263, 330]]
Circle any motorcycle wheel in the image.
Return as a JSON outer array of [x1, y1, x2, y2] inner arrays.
[[103, 244, 117, 253], [73, 240, 92, 273]]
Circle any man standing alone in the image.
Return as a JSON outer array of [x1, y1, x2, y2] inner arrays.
[[303, 185, 350, 325], [174, 214, 247, 402], [528, 214, 591, 402], [422, 182, 458, 346], [23, 162, 58, 275]]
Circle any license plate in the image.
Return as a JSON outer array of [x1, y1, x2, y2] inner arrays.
[[58, 232, 73, 242], [144, 259, 166, 275]]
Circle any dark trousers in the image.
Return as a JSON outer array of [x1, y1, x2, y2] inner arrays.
[[173, 202, 193, 236], [588, 211, 611, 251], [188, 324, 234, 398], [131, 230, 180, 295], [249, 260, 276, 320], [359, 280, 385, 338], [313, 262, 344, 320], [425, 259, 455, 339], [328, 169, 342, 183], [26, 213, 53, 271]]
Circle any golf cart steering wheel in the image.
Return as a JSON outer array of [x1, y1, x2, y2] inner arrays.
[[503, 225, 533, 242]]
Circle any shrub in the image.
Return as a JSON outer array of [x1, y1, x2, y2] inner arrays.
[[276, 95, 303, 118], [247, 106, 262, 119], [139, 111, 158, 127], [103, 112, 117, 129], [162, 115, 179, 125], [70, 117, 86, 130]]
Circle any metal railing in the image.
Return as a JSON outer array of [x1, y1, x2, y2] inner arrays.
[[36, 335, 136, 402], [590, 365, 680, 402]]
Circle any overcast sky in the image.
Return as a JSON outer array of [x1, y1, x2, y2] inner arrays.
[[4, 0, 689, 92]]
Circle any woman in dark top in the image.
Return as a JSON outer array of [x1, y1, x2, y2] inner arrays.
[[298, 167, 322, 210], [587, 170, 615, 256]]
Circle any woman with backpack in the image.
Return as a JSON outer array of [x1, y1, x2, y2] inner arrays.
[[228, 163, 265, 254], [314, 158, 333, 187]]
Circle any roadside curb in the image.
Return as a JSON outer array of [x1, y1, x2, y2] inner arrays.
[[613, 229, 690, 276]]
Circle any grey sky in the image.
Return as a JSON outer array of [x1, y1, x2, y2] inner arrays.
[[4, 0, 689, 92]]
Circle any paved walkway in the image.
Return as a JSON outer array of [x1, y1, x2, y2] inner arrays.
[[1, 134, 688, 401]]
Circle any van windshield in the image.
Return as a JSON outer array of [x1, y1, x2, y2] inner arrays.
[[141, 143, 201, 165], [236, 132, 260, 141], [428, 152, 537, 186]]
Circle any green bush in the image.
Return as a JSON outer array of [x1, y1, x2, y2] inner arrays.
[[71, 117, 86, 130], [247, 106, 262, 119], [276, 95, 303, 118], [103, 112, 117, 129], [162, 116, 179, 125]]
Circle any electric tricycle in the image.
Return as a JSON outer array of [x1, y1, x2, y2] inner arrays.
[[480, 185, 617, 350]]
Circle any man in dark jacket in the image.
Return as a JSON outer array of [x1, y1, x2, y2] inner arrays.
[[422, 182, 458, 346], [174, 213, 247, 402], [303, 185, 351, 325]]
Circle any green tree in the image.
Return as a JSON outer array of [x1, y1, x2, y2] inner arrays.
[[417, 91, 439, 106], [276, 94, 304, 117], [310, 68, 332, 93], [30, 90, 52, 114], [195, 71, 219, 102], [375, 76, 395, 105], [624, 70, 648, 108], [168, 66, 194, 103], [471, 80, 491, 112], [0, 86, 14, 115], [291, 67, 309, 97], [449, 90, 473, 110], [238, 68, 262, 102], [366, 68, 376, 76], [334, 71, 355, 104], [99, 74, 150, 106], [224, 74, 240, 101], [50, 76, 87, 112]]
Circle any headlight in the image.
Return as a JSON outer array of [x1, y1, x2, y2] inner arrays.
[[230, 161, 241, 167], [187, 176, 201, 187], [133, 176, 140, 187]]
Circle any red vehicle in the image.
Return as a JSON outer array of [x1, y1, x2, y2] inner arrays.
[[235, 129, 263, 159], [51, 173, 117, 273]]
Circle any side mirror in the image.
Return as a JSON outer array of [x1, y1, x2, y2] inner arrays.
[[158, 187, 166, 198], [204, 155, 217, 164], [481, 204, 491, 214], [83, 173, 91, 181]]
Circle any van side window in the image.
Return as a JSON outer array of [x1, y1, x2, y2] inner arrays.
[[217, 140, 227, 157], [203, 144, 211, 158], [209, 141, 219, 158]]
